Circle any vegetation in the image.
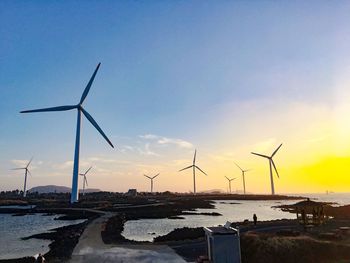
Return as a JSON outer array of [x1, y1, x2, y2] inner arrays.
[[241, 232, 350, 263]]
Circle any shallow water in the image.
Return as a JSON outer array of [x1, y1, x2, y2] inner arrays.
[[0, 205, 36, 209], [122, 199, 298, 242], [294, 192, 350, 206], [123, 193, 350, 242], [0, 213, 86, 259]]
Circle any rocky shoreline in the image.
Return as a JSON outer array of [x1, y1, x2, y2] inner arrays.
[[0, 193, 306, 262], [99, 199, 350, 263], [0, 209, 99, 263]]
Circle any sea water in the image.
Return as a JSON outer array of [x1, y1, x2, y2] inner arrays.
[[0, 213, 86, 259], [122, 193, 350, 242], [122, 199, 298, 242]]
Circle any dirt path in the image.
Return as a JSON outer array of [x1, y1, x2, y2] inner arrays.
[[69, 212, 187, 263], [72, 212, 113, 253]]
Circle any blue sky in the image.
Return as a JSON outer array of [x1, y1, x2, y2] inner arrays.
[[1, 1, 350, 193]]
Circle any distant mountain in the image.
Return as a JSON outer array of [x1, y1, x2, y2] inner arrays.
[[199, 189, 225, 194], [28, 185, 101, 194]]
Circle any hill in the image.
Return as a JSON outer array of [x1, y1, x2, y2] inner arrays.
[[28, 185, 101, 194]]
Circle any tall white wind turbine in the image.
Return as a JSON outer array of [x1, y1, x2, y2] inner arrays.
[[143, 173, 159, 193], [12, 157, 33, 197], [179, 150, 207, 195], [79, 166, 92, 196], [21, 63, 114, 203], [234, 162, 250, 194], [251, 144, 282, 195], [224, 176, 236, 194]]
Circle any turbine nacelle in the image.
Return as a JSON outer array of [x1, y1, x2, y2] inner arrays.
[[251, 143, 282, 195], [225, 176, 236, 182], [20, 74, 114, 150], [80, 166, 92, 177], [144, 173, 160, 180], [21, 63, 113, 203], [144, 173, 160, 193], [225, 176, 235, 194], [12, 157, 33, 197], [234, 162, 251, 175], [179, 149, 207, 195], [251, 143, 282, 179], [80, 167, 92, 195]]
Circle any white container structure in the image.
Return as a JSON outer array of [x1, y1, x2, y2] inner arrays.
[[204, 224, 241, 263]]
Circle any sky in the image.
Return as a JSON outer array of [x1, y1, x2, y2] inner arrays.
[[1, 1, 350, 194]]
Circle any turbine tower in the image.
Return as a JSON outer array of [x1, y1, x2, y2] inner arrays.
[[224, 176, 236, 194], [13, 157, 33, 197], [251, 143, 282, 195], [234, 162, 250, 194], [79, 166, 92, 196], [143, 173, 159, 193], [21, 63, 114, 203], [179, 149, 207, 195]]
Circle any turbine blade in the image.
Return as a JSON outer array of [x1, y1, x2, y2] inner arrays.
[[85, 176, 88, 186], [81, 107, 114, 148], [271, 160, 280, 178], [85, 166, 92, 175], [179, 165, 193, 172], [26, 157, 33, 168], [144, 175, 152, 179], [21, 105, 76, 113], [80, 63, 101, 104], [244, 169, 251, 172], [27, 170, 32, 176], [193, 149, 197, 165], [230, 177, 236, 182], [251, 152, 270, 158], [225, 176, 230, 181], [271, 143, 283, 157], [12, 168, 25, 170], [234, 162, 243, 172], [195, 165, 207, 176], [152, 173, 160, 179]]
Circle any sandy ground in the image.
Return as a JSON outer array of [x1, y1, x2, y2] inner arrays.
[[69, 212, 187, 263]]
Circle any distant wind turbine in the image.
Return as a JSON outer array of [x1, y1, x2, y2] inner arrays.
[[144, 173, 159, 193], [224, 176, 236, 194], [179, 149, 207, 195], [251, 144, 282, 195], [21, 63, 114, 203], [12, 157, 33, 197], [234, 162, 250, 195], [79, 166, 92, 196]]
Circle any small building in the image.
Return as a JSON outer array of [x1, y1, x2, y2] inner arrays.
[[125, 189, 137, 197], [294, 198, 327, 226], [204, 223, 241, 263]]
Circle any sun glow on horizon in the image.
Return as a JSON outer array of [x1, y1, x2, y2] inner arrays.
[[1, 1, 350, 195]]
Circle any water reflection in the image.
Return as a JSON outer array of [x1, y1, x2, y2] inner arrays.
[[122, 200, 297, 242], [0, 213, 86, 259]]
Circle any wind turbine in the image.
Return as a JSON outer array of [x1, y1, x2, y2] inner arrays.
[[20, 63, 114, 203], [179, 149, 207, 195], [12, 157, 33, 197], [79, 166, 92, 196], [234, 162, 250, 194], [251, 144, 282, 195], [143, 173, 159, 193], [224, 176, 236, 194]]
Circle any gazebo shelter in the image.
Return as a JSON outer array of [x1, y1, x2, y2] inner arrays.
[[294, 198, 327, 226]]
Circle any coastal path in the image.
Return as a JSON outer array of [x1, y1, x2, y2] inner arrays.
[[69, 209, 187, 263]]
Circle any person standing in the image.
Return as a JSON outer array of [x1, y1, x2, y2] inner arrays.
[[36, 253, 46, 263], [253, 213, 257, 226]]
